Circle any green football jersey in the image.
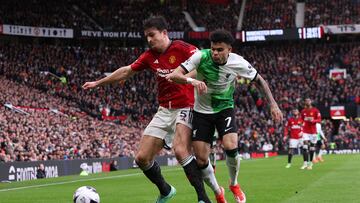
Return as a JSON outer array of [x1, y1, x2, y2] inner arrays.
[[181, 49, 257, 114]]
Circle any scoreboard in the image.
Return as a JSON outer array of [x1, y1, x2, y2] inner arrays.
[[236, 27, 324, 42]]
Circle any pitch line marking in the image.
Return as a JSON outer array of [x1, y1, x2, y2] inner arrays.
[[0, 168, 182, 192]]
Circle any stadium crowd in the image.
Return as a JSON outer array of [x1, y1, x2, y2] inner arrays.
[[242, 0, 296, 30], [305, 0, 360, 26], [0, 77, 172, 162], [0, 39, 359, 162], [186, 0, 241, 31], [0, 0, 359, 162], [1, 0, 358, 32]]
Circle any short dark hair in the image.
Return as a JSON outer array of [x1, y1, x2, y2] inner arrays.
[[209, 29, 234, 45], [143, 16, 168, 31]]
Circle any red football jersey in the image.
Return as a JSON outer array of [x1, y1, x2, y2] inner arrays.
[[284, 117, 303, 139], [131, 40, 197, 109], [301, 107, 321, 134]]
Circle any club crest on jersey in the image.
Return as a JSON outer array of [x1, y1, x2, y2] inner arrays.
[[169, 55, 176, 64]]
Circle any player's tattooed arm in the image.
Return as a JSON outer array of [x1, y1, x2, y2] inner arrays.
[[254, 74, 283, 123]]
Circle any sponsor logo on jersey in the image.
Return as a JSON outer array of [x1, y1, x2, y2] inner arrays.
[[291, 125, 301, 129], [156, 68, 174, 77], [153, 59, 159, 64], [169, 55, 176, 64]]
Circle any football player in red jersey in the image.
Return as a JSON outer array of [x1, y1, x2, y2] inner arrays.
[[284, 109, 303, 168], [300, 98, 321, 170], [83, 16, 222, 203]]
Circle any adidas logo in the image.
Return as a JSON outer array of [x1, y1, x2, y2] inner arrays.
[[154, 59, 159, 64]]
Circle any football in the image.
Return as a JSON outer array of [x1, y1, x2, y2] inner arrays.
[[73, 186, 100, 203]]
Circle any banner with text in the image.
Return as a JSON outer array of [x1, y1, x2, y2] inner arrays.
[[79, 30, 185, 39], [330, 106, 346, 119], [0, 155, 178, 182], [323, 24, 360, 34], [2, 24, 73, 38]]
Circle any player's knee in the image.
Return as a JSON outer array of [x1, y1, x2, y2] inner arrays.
[[302, 145, 308, 152], [288, 149, 293, 155], [195, 156, 208, 168], [225, 148, 239, 158], [222, 142, 238, 151], [173, 145, 190, 161], [135, 153, 150, 168]]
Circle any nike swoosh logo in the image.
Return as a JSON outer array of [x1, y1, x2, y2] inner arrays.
[[224, 127, 233, 132]]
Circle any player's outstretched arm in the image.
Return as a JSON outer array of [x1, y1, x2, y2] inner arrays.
[[254, 74, 283, 123], [166, 66, 188, 84], [82, 65, 135, 89], [185, 70, 197, 79], [166, 67, 207, 94]]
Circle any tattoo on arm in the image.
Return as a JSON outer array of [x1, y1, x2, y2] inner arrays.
[[254, 74, 277, 106]]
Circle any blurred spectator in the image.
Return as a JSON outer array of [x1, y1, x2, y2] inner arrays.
[[110, 160, 118, 171], [36, 163, 46, 179]]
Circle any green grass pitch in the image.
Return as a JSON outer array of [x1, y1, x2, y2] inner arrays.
[[0, 154, 359, 203]]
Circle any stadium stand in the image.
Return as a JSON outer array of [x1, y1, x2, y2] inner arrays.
[[242, 0, 296, 30], [0, 0, 359, 162], [305, 0, 360, 26], [186, 0, 242, 31]]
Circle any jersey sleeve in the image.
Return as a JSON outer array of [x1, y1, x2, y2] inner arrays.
[[316, 123, 324, 137], [130, 52, 148, 71], [234, 56, 258, 81], [180, 50, 202, 73]]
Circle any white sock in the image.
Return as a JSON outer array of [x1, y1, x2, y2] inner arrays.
[[226, 154, 241, 186], [318, 150, 323, 157], [201, 160, 221, 194]]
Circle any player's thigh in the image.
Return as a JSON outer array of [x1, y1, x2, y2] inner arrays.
[[192, 140, 211, 166], [173, 108, 193, 155], [215, 108, 238, 150], [316, 140, 322, 149], [289, 139, 300, 149], [302, 133, 311, 144], [215, 108, 237, 137], [143, 106, 175, 149], [192, 110, 216, 144], [222, 133, 238, 150], [173, 123, 192, 159], [136, 135, 164, 164], [310, 135, 317, 145]]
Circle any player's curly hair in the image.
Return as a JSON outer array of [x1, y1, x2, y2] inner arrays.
[[210, 29, 234, 45], [143, 16, 168, 31]]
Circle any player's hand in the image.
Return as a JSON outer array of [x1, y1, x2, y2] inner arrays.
[[82, 81, 98, 90], [165, 72, 176, 83], [270, 104, 283, 123], [192, 80, 207, 95]]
